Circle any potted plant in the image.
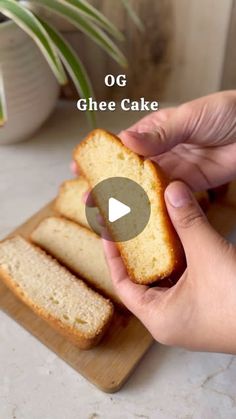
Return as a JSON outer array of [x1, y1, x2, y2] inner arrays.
[[0, 0, 142, 145]]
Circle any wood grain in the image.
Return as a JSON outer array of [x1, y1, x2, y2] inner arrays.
[[62, 0, 234, 102], [164, 0, 233, 101], [0, 182, 236, 392], [64, 0, 173, 101]]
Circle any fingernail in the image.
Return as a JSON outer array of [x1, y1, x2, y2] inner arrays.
[[101, 227, 112, 241], [125, 131, 146, 139], [96, 213, 105, 226], [166, 182, 192, 208], [70, 160, 78, 175]]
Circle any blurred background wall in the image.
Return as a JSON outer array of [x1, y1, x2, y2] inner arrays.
[[56, 0, 236, 103]]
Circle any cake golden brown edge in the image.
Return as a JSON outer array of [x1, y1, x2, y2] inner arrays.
[[73, 129, 186, 285], [0, 236, 114, 349]]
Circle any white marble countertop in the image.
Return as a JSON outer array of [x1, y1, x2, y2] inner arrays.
[[0, 102, 236, 419]]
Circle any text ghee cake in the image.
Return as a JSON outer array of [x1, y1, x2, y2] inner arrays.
[[74, 129, 184, 285], [0, 236, 113, 349], [31, 217, 121, 304]]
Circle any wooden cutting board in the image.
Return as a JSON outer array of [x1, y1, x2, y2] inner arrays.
[[0, 201, 153, 393], [0, 182, 236, 393]]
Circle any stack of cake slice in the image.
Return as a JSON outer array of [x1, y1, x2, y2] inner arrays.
[[0, 129, 186, 349]]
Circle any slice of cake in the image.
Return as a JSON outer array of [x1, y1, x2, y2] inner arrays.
[[0, 236, 114, 349], [74, 129, 184, 285], [31, 217, 121, 304], [55, 178, 101, 235], [55, 178, 90, 229]]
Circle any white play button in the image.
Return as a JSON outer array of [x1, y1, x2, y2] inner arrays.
[[108, 197, 131, 223], [86, 177, 151, 242]]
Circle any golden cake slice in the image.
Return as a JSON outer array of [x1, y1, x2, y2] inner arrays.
[[0, 236, 113, 349], [74, 129, 185, 285], [31, 216, 121, 304]]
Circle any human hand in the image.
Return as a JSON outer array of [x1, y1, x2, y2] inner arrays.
[[120, 91, 236, 191], [103, 181, 236, 353]]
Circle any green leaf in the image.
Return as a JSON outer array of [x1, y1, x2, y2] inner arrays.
[[30, 0, 127, 67], [41, 20, 96, 127], [60, 0, 124, 41], [121, 0, 144, 31], [0, 68, 7, 126], [0, 0, 67, 84]]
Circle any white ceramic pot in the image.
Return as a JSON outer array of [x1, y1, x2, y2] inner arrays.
[[0, 20, 60, 145]]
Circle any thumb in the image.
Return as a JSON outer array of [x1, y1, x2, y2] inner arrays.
[[165, 181, 217, 261], [120, 105, 192, 156]]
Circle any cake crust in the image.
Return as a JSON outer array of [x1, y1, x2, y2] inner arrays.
[[0, 236, 114, 349], [74, 129, 185, 285]]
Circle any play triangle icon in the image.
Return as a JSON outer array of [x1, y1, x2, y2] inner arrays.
[[108, 197, 131, 223]]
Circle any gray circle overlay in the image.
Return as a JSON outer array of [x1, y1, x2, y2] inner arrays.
[[85, 177, 151, 242]]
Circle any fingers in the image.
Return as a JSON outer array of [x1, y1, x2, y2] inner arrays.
[[165, 181, 220, 262], [96, 213, 105, 226], [119, 107, 178, 156], [102, 236, 150, 315], [151, 143, 236, 191], [70, 160, 79, 175], [102, 235, 182, 340], [119, 105, 191, 157], [119, 107, 175, 135], [120, 131, 163, 157], [120, 92, 236, 158], [83, 190, 95, 207]]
